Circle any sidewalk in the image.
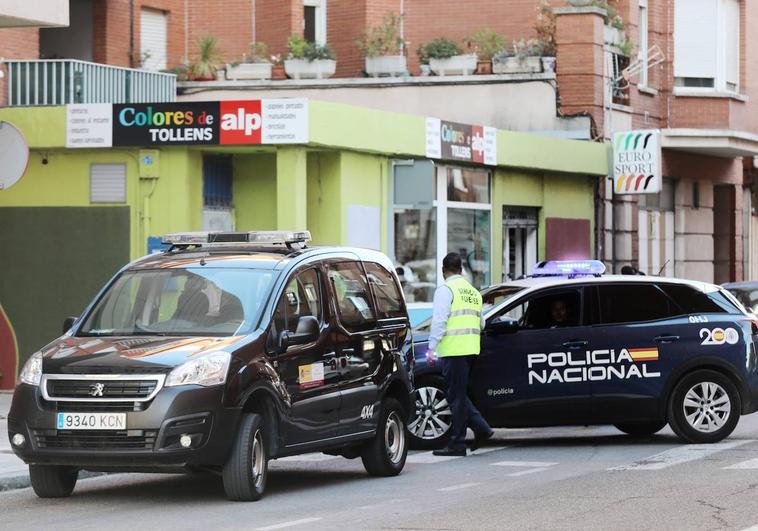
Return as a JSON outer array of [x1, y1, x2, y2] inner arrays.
[[0, 391, 30, 490]]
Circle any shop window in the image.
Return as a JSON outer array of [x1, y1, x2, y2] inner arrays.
[[447, 167, 490, 203], [90, 163, 126, 203], [448, 208, 491, 289], [393, 208, 437, 302]]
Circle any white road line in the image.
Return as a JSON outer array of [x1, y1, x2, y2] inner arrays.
[[506, 467, 551, 478], [256, 517, 323, 530], [275, 453, 339, 462], [469, 446, 505, 455], [609, 440, 754, 471], [437, 482, 481, 492], [725, 458, 758, 470], [406, 451, 464, 464], [739, 526, 758, 531], [491, 460, 558, 468]]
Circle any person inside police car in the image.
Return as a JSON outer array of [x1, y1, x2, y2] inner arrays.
[[548, 298, 569, 328], [427, 252, 494, 456]]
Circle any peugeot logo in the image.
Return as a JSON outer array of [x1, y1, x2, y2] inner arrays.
[[89, 382, 105, 397]]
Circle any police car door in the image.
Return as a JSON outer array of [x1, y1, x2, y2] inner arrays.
[[589, 282, 681, 423], [473, 286, 593, 427]]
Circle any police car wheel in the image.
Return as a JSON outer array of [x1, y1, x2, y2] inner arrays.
[[613, 421, 667, 437], [667, 369, 741, 444], [361, 398, 408, 476], [28, 464, 78, 498], [222, 413, 268, 501], [408, 376, 453, 450]]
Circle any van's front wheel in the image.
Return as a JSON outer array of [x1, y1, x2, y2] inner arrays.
[[222, 413, 268, 501], [29, 464, 78, 498]]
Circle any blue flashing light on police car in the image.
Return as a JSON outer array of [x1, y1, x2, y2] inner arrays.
[[531, 259, 606, 278]]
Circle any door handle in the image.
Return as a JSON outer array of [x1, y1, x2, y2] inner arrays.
[[562, 340, 588, 350], [654, 335, 680, 343]]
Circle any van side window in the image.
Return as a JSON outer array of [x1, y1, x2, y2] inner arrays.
[[598, 284, 676, 324], [273, 268, 322, 335], [364, 262, 404, 319], [328, 262, 376, 330]]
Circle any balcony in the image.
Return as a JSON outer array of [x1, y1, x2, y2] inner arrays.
[[6, 60, 176, 106]]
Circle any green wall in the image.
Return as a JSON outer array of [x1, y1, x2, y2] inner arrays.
[[234, 153, 277, 230]]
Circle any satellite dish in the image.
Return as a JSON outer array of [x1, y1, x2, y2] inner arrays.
[[0, 121, 29, 191]]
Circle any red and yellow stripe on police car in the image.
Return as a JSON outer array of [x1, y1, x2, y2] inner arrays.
[[628, 347, 659, 362]]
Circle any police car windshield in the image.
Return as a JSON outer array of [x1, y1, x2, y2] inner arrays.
[[79, 268, 275, 337]]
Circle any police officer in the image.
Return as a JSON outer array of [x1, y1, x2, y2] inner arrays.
[[427, 252, 494, 456]]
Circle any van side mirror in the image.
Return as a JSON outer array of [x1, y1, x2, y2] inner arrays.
[[487, 316, 519, 335], [278, 315, 320, 352], [63, 316, 78, 334]]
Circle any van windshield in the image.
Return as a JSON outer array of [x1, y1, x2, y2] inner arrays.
[[79, 268, 275, 337]]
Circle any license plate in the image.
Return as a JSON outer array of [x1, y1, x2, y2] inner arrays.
[[56, 412, 126, 431]]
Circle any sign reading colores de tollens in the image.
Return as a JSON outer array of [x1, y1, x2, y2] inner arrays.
[[613, 129, 661, 194], [425, 117, 497, 166]]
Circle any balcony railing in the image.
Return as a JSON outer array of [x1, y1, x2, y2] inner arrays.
[[6, 59, 176, 106]]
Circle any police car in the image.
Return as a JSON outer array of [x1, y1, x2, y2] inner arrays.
[[8, 231, 412, 501], [407, 260, 758, 449]]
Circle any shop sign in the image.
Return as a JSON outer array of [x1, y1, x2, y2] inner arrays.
[[425, 117, 497, 166], [612, 129, 661, 194], [66, 99, 309, 148]]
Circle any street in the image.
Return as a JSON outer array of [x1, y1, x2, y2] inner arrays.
[[2, 416, 758, 531]]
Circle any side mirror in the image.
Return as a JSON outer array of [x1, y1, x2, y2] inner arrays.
[[487, 316, 519, 335], [62, 316, 78, 334], [278, 315, 320, 352]]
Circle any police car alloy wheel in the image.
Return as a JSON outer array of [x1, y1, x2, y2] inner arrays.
[[667, 369, 741, 444], [362, 398, 408, 476], [222, 413, 268, 501], [408, 376, 452, 450]]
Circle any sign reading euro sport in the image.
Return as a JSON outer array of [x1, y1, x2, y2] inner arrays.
[[612, 129, 662, 195], [425, 117, 496, 165], [65, 99, 308, 148]]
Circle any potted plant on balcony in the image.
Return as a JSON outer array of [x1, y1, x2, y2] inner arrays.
[[465, 29, 506, 75], [492, 39, 544, 74], [418, 37, 476, 76], [357, 13, 408, 77], [189, 36, 224, 81], [535, 1, 557, 73], [225, 42, 272, 80], [284, 35, 336, 80]]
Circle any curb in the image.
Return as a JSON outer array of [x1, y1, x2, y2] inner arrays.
[[0, 470, 109, 493]]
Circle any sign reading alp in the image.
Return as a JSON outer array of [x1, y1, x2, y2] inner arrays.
[[613, 129, 662, 194]]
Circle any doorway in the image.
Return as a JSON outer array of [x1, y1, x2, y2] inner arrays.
[[503, 206, 538, 281]]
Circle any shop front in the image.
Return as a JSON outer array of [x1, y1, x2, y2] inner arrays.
[[0, 99, 607, 387]]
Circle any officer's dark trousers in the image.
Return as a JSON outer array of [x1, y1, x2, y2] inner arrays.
[[441, 355, 491, 450]]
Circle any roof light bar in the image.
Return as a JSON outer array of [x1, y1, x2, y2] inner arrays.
[[531, 260, 606, 278], [161, 230, 312, 246]]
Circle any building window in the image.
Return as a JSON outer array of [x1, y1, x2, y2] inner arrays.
[[303, 0, 326, 45], [140, 7, 168, 70], [90, 163, 126, 203], [638, 0, 649, 87], [392, 164, 491, 302], [674, 0, 740, 93], [612, 53, 631, 105], [203, 155, 234, 231]]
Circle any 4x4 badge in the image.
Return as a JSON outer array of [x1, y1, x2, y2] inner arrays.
[[89, 382, 105, 397]]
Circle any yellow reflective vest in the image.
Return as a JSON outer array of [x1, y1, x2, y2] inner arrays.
[[437, 276, 483, 357]]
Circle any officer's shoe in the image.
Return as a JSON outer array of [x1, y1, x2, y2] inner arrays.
[[468, 429, 495, 452], [433, 446, 467, 457]]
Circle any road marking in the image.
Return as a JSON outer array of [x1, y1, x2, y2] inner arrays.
[[406, 451, 464, 464], [276, 453, 339, 462], [469, 446, 504, 455], [437, 482, 481, 492], [506, 467, 551, 477], [724, 458, 758, 470], [739, 526, 758, 531], [609, 440, 754, 471], [256, 517, 322, 530], [491, 460, 558, 468]]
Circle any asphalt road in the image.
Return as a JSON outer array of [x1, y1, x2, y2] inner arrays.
[[3, 416, 758, 531]]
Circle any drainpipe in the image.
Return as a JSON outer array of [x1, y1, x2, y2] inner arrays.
[[399, 0, 405, 53], [129, 0, 135, 67], [252, 0, 256, 44]]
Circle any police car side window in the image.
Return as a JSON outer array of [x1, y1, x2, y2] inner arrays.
[[659, 283, 739, 315], [364, 262, 405, 319], [328, 262, 376, 331], [598, 284, 675, 324], [497, 289, 582, 329]]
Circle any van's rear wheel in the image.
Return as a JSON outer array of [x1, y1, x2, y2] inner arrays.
[[668, 369, 740, 444], [614, 421, 667, 437], [361, 398, 408, 476], [29, 464, 78, 498], [222, 413, 268, 501]]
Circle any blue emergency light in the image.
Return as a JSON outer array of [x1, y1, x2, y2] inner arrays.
[[530, 260, 606, 278]]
